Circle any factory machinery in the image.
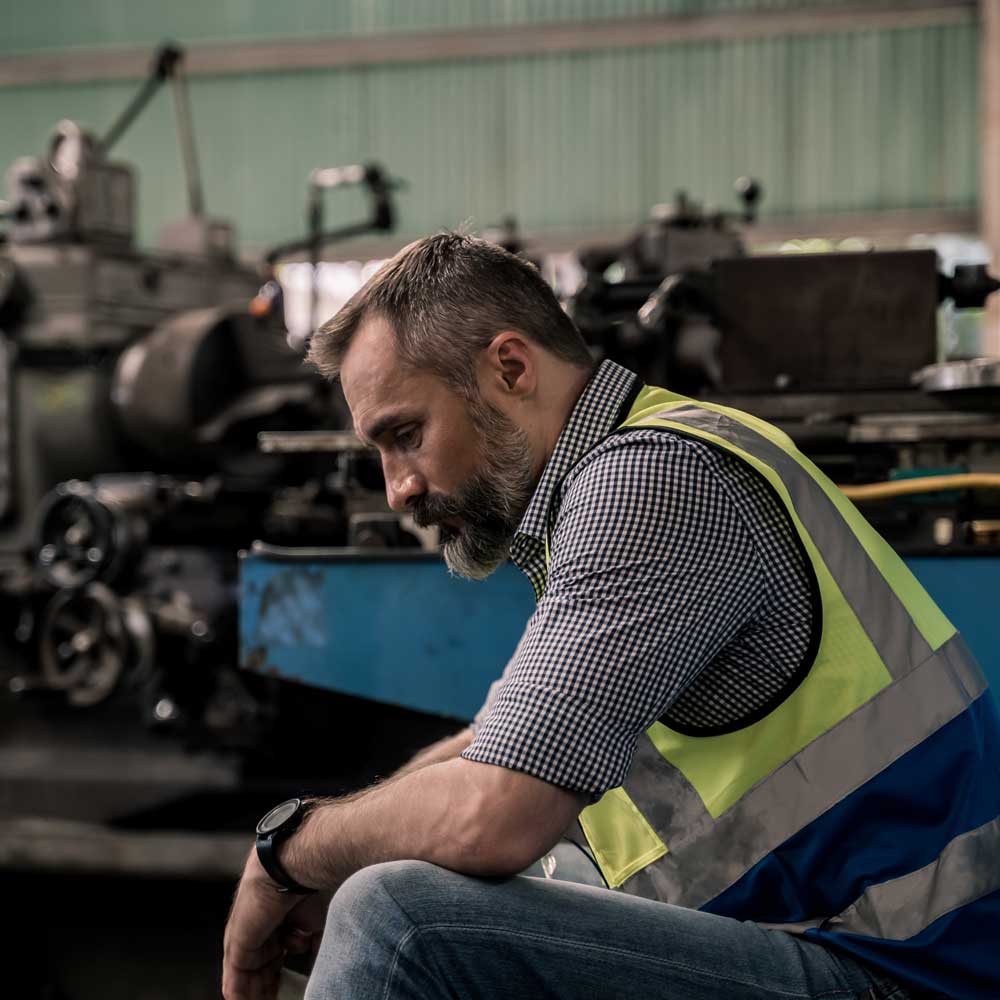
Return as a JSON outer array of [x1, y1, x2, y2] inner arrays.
[[3, 45, 1000, 869], [0, 46, 422, 858], [8, 46, 997, 1000], [241, 182, 1000, 720]]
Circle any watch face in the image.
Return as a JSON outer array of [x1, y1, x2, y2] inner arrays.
[[257, 798, 301, 836]]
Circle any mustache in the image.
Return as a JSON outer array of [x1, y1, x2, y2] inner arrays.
[[410, 491, 466, 529], [410, 473, 517, 535]]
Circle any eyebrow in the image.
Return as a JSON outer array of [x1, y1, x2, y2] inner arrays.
[[359, 409, 421, 445]]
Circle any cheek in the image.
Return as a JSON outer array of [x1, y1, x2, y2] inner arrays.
[[425, 423, 481, 490]]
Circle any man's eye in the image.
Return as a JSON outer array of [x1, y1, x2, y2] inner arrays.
[[396, 426, 420, 448]]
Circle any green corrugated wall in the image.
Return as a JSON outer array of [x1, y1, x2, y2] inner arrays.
[[0, 2, 979, 255]]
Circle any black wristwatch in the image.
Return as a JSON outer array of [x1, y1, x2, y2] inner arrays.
[[255, 797, 317, 895]]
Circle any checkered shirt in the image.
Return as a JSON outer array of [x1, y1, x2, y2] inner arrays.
[[461, 360, 815, 796]]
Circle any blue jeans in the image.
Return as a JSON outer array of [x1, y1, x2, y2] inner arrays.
[[304, 857, 910, 1000]]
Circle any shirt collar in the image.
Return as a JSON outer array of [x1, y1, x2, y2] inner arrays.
[[512, 360, 640, 551]]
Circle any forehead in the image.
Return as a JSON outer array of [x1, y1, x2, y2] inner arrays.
[[339, 315, 447, 430], [340, 315, 406, 407]]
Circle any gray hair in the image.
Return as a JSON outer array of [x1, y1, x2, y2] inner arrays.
[[306, 232, 594, 397]]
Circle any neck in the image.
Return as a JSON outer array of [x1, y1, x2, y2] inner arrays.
[[534, 363, 594, 472]]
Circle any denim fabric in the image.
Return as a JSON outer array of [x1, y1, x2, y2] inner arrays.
[[304, 860, 909, 1000]]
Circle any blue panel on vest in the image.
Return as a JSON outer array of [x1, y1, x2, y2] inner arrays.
[[239, 550, 535, 720], [904, 556, 1000, 704], [705, 695, 1000, 998], [806, 889, 1000, 1000]]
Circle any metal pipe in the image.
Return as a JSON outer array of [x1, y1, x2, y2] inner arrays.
[[265, 222, 377, 265], [839, 474, 1000, 501]]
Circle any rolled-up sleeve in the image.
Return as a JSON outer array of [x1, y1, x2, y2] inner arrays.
[[470, 633, 527, 736], [461, 432, 766, 796]]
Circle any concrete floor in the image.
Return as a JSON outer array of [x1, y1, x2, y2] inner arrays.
[[8, 870, 236, 1000]]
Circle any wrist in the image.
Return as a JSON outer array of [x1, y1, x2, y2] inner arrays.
[[279, 800, 331, 890], [247, 848, 298, 901], [255, 797, 319, 895]]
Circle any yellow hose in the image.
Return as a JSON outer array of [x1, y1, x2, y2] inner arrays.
[[839, 474, 1000, 502]]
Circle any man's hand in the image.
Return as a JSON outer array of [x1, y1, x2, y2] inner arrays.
[[222, 850, 320, 1000], [221, 750, 585, 998], [220, 730, 471, 998], [280, 889, 335, 961]]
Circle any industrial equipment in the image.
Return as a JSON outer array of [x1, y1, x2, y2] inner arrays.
[[0, 44, 404, 761], [568, 180, 759, 395], [238, 185, 1000, 717]]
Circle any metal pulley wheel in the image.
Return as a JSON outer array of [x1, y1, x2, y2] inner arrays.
[[38, 583, 154, 707], [34, 481, 139, 588]]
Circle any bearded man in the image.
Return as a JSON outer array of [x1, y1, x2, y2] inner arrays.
[[223, 234, 1000, 1000]]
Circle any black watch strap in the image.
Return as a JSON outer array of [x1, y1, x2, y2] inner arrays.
[[255, 797, 317, 895]]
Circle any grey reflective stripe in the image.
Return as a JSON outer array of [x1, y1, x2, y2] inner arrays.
[[622, 730, 713, 847], [826, 813, 1000, 940], [649, 405, 936, 678], [621, 633, 988, 909], [762, 811, 1000, 938]]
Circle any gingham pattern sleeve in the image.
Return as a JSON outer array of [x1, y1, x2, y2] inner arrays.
[[462, 431, 771, 796], [470, 633, 526, 736]]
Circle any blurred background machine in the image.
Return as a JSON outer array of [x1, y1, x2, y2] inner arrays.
[[567, 183, 1000, 555], [241, 184, 1000, 724], [6, 53, 1000, 831], [562, 189, 1000, 684], [0, 45, 445, 876]]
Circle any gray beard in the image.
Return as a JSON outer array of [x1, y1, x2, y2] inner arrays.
[[412, 399, 535, 581]]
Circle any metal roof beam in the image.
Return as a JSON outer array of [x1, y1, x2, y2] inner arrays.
[[0, 0, 977, 88]]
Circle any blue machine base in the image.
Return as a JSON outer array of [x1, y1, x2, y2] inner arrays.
[[240, 546, 535, 721], [905, 557, 1000, 690], [239, 547, 999, 721]]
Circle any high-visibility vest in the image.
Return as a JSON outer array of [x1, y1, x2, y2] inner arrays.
[[546, 384, 1000, 999]]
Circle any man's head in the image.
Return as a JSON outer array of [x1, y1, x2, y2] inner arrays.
[[307, 233, 594, 579]]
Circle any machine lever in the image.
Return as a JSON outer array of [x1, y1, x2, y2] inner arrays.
[[98, 42, 205, 219]]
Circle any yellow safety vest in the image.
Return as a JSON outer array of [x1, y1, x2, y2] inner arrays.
[[544, 384, 1000, 999]]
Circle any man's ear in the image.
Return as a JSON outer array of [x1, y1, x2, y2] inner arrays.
[[484, 332, 536, 397]]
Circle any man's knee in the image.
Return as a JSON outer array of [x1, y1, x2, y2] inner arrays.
[[308, 862, 458, 1000], [325, 859, 449, 935]]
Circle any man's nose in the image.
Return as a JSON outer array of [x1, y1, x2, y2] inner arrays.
[[385, 466, 425, 512]]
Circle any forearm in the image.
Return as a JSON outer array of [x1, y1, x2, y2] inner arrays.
[[388, 726, 473, 781], [283, 759, 493, 890], [282, 757, 581, 892]]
